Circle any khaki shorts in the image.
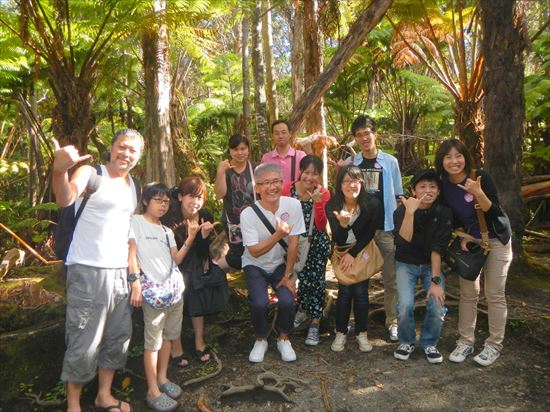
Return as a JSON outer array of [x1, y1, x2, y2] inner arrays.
[[142, 297, 184, 351]]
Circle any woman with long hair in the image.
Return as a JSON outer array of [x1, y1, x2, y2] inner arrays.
[[282, 155, 331, 346], [435, 139, 512, 366], [162, 176, 227, 366], [325, 165, 382, 353]]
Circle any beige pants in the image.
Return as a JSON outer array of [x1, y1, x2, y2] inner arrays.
[[458, 238, 512, 351], [374, 230, 397, 328]]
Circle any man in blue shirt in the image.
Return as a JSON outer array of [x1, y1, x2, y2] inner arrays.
[[341, 115, 404, 340]]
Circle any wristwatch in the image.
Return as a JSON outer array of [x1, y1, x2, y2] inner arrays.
[[431, 276, 442, 286], [127, 272, 140, 283]]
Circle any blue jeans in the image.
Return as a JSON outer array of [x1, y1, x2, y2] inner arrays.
[[244, 264, 295, 338], [335, 279, 370, 335], [396, 261, 446, 348]]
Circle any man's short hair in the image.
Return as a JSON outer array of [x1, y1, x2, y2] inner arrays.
[[111, 129, 145, 152], [351, 115, 377, 136], [271, 119, 290, 132], [254, 163, 282, 181]]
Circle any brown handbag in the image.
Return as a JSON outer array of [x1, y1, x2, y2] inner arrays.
[[331, 240, 384, 286]]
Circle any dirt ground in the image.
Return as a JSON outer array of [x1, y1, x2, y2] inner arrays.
[[2, 262, 549, 412]]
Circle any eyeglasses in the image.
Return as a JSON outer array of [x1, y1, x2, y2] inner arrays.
[[152, 198, 170, 205], [257, 179, 283, 188], [342, 179, 361, 186]]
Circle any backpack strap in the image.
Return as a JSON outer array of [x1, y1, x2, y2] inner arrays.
[[291, 153, 296, 182], [250, 203, 288, 252], [74, 165, 102, 223]]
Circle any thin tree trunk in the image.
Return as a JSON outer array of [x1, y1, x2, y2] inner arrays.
[[290, 3, 305, 106], [303, 0, 323, 134], [288, 0, 393, 134], [142, 0, 176, 187], [251, 0, 269, 154], [480, 0, 526, 254], [262, 0, 278, 126], [242, 14, 251, 138]]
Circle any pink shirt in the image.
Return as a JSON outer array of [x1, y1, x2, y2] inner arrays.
[[261, 147, 307, 184]]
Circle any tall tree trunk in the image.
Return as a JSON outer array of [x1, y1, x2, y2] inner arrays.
[[251, 0, 269, 154], [303, 0, 324, 134], [290, 2, 305, 106], [142, 0, 176, 187], [288, 0, 393, 134], [262, 0, 278, 126], [480, 0, 526, 254], [455, 100, 484, 169], [242, 14, 251, 138]]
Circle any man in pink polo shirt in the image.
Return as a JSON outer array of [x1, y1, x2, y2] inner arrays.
[[261, 120, 307, 184]]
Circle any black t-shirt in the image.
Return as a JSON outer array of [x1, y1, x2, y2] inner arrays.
[[223, 162, 256, 225], [393, 203, 453, 265], [358, 156, 384, 229]]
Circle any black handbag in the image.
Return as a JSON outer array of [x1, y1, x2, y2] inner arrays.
[[444, 170, 490, 281], [445, 237, 487, 281], [192, 258, 227, 290]]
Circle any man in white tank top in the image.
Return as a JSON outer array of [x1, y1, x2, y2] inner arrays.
[[52, 129, 144, 412]]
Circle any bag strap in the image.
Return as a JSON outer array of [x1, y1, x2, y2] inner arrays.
[[161, 225, 175, 275], [470, 170, 490, 254], [251, 203, 288, 251], [74, 165, 102, 226], [291, 153, 296, 182]]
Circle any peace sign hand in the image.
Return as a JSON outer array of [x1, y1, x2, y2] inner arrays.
[[52, 138, 92, 173]]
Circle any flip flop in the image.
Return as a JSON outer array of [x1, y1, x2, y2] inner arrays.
[[194, 347, 211, 363], [94, 399, 130, 411], [169, 353, 190, 368]]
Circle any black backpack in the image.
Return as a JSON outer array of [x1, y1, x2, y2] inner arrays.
[[54, 165, 141, 260]]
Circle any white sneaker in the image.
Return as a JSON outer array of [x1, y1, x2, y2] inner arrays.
[[331, 332, 347, 352], [249, 340, 268, 363], [277, 339, 296, 362], [388, 325, 398, 341], [449, 342, 474, 363], [473, 345, 500, 366], [356, 332, 373, 352], [293, 310, 308, 329]]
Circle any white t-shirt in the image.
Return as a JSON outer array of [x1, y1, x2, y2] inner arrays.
[[240, 196, 306, 273], [66, 165, 137, 268], [129, 214, 183, 285]]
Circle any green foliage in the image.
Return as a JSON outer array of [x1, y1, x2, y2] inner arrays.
[[0, 200, 57, 246], [523, 145, 550, 175], [525, 32, 550, 122]]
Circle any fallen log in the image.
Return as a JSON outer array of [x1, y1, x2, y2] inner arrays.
[[522, 175, 550, 185], [521, 180, 550, 197], [524, 229, 550, 240]]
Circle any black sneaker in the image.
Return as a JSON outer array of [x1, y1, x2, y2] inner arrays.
[[424, 346, 443, 364], [394, 343, 415, 361]]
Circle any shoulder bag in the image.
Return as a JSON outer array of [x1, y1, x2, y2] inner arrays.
[[141, 226, 185, 309], [444, 170, 490, 281], [331, 241, 383, 286]]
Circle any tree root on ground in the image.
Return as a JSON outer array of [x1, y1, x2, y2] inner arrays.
[[24, 392, 64, 407], [221, 370, 309, 403], [320, 377, 333, 411], [196, 393, 214, 412], [183, 351, 223, 387]]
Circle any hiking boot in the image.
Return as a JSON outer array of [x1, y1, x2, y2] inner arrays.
[[356, 332, 373, 352], [394, 343, 415, 361], [293, 310, 308, 329], [305, 325, 320, 346], [388, 324, 398, 341], [449, 342, 474, 363], [277, 339, 297, 362], [473, 345, 500, 366], [331, 332, 347, 352], [249, 340, 268, 363], [424, 346, 443, 364]]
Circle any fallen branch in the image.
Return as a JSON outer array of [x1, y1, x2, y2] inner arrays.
[[183, 351, 223, 387], [524, 229, 550, 240], [196, 393, 214, 412], [24, 392, 64, 407], [521, 181, 550, 197], [320, 378, 333, 412], [0, 319, 64, 341], [221, 370, 308, 403]]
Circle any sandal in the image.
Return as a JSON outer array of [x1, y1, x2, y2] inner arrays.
[[158, 380, 183, 400], [145, 393, 177, 412], [194, 347, 211, 363], [169, 353, 190, 368], [94, 399, 131, 411]]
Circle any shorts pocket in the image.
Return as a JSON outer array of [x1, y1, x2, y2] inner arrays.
[[66, 295, 94, 331]]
